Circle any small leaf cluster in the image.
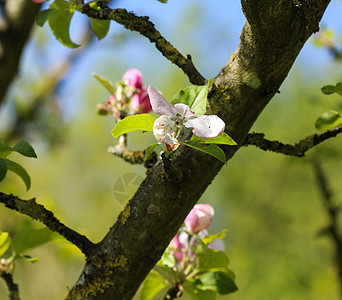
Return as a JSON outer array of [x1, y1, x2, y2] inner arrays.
[[0, 139, 37, 190], [36, 0, 110, 48], [315, 83, 342, 131], [112, 82, 236, 163], [140, 231, 237, 300]]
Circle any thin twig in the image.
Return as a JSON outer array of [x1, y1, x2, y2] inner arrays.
[[312, 158, 342, 298], [244, 125, 342, 157], [81, 4, 206, 85], [0, 193, 96, 257], [0, 271, 20, 300]]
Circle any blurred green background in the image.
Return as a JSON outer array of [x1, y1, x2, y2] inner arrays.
[[1, 0, 342, 299]]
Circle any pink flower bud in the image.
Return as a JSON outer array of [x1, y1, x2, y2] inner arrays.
[[122, 69, 143, 89], [130, 87, 152, 113], [184, 204, 214, 234]]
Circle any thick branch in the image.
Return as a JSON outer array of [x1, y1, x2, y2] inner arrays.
[[81, 4, 206, 85], [245, 125, 342, 156], [0, 193, 96, 257], [0, 0, 41, 105]]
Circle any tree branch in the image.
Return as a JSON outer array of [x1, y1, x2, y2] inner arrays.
[[0, 0, 41, 105], [0, 193, 96, 257], [81, 4, 206, 85], [0, 270, 20, 300], [312, 158, 342, 297], [244, 125, 342, 157], [108, 146, 145, 165]]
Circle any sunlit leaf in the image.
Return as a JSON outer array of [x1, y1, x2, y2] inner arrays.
[[201, 229, 227, 245], [21, 254, 40, 263], [191, 132, 237, 145], [112, 114, 156, 138], [183, 282, 217, 300], [315, 110, 342, 132], [140, 270, 169, 300], [194, 271, 238, 294], [0, 232, 11, 258], [170, 82, 210, 116], [90, 18, 110, 40], [48, 0, 79, 48], [5, 159, 31, 191], [91, 72, 116, 95], [12, 228, 61, 256], [193, 241, 229, 270], [183, 141, 226, 163]]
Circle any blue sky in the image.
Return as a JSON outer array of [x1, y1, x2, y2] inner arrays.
[[14, 0, 342, 120]]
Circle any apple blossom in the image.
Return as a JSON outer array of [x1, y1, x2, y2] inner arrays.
[[184, 204, 214, 234], [123, 68, 143, 89], [130, 87, 152, 114], [147, 85, 225, 150]]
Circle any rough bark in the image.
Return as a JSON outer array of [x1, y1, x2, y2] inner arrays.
[[66, 1, 331, 299], [0, 0, 41, 105]]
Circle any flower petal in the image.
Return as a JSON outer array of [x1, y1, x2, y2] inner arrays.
[[148, 85, 176, 116], [174, 103, 194, 118], [123, 68, 143, 89], [184, 115, 225, 138], [153, 115, 180, 150]]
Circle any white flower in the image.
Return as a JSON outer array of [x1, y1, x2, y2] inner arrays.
[[147, 86, 225, 149]]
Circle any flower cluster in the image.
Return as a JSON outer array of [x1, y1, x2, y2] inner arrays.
[[147, 86, 225, 150], [97, 69, 152, 120], [168, 204, 223, 268]]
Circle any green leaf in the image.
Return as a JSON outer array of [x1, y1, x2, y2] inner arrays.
[[48, 0, 79, 48], [193, 241, 229, 270], [183, 141, 226, 163], [5, 159, 31, 191], [12, 228, 61, 256], [159, 248, 177, 269], [191, 132, 237, 145], [21, 254, 39, 263], [170, 83, 209, 116], [321, 85, 336, 95], [0, 232, 11, 258], [90, 18, 110, 40], [194, 271, 238, 294], [13, 140, 37, 158], [91, 72, 116, 95], [0, 139, 13, 158], [0, 158, 7, 182], [335, 83, 342, 97], [36, 9, 57, 27], [321, 82, 342, 97], [201, 229, 227, 245], [183, 282, 217, 300], [144, 143, 158, 162], [157, 0, 168, 2], [112, 114, 156, 138], [140, 270, 169, 300], [315, 110, 342, 132]]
